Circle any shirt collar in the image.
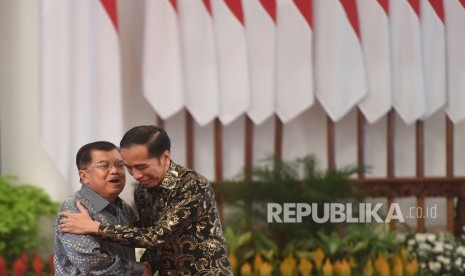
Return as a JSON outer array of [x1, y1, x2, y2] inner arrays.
[[159, 160, 181, 189], [78, 184, 121, 213]]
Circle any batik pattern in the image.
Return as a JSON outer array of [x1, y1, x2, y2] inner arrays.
[[99, 161, 232, 275]]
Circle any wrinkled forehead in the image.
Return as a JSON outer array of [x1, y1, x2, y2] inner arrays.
[[90, 148, 122, 162]]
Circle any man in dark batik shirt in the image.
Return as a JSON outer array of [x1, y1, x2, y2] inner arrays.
[[54, 141, 151, 275], [60, 126, 232, 275]]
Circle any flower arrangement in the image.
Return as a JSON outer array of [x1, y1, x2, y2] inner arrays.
[[405, 232, 465, 275], [0, 253, 54, 276], [230, 248, 419, 276]]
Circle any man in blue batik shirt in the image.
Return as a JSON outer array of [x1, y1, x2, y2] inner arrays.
[[54, 141, 152, 275]]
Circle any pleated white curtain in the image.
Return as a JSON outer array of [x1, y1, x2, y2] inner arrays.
[[40, 0, 123, 191], [141, 0, 460, 126], [40, 0, 465, 187]]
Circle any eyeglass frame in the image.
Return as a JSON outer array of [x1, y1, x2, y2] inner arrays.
[[80, 160, 126, 171]]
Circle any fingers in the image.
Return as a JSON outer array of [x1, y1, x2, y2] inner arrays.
[[58, 202, 89, 218], [76, 201, 89, 214], [59, 211, 74, 218], [59, 217, 73, 233]]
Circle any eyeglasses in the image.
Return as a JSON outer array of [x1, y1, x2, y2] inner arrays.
[[81, 161, 125, 171]]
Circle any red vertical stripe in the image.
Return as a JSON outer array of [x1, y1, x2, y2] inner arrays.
[[340, 0, 360, 39], [428, 0, 444, 23], [260, 0, 276, 23], [461, 0, 465, 9], [377, 0, 389, 15], [293, 0, 313, 28], [408, 0, 420, 17], [169, 0, 178, 12], [100, 0, 118, 32], [225, 0, 244, 25], [203, 0, 213, 16]]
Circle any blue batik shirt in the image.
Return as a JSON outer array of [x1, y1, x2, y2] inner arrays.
[[54, 184, 145, 275]]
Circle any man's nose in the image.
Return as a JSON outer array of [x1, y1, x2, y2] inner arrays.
[[132, 170, 143, 179]]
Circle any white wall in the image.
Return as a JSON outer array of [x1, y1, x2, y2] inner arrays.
[[2, 0, 465, 229]]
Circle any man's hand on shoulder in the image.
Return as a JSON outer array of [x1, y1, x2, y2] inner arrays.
[[59, 201, 100, 234]]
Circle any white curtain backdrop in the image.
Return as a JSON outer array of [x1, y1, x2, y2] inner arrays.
[[37, 0, 465, 195], [40, 0, 123, 191]]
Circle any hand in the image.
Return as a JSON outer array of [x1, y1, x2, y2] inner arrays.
[[59, 201, 100, 234], [142, 262, 153, 276]]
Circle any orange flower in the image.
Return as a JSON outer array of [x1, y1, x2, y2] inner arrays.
[[253, 253, 264, 272], [390, 255, 403, 276], [363, 259, 373, 276], [228, 253, 238, 273], [240, 262, 252, 276], [322, 259, 333, 276], [279, 255, 296, 276], [333, 260, 342, 274], [349, 257, 357, 269], [400, 247, 408, 266], [374, 254, 390, 276], [333, 259, 351, 276], [340, 259, 352, 276], [259, 262, 273, 276], [314, 248, 325, 271], [298, 257, 313, 276], [405, 258, 419, 276]]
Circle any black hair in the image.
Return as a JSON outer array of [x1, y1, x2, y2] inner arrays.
[[120, 125, 171, 158], [75, 141, 118, 170]]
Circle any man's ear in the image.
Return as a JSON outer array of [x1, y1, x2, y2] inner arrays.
[[79, 170, 88, 185], [163, 150, 171, 161]]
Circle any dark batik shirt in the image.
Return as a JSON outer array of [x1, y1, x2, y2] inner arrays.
[[54, 184, 145, 275], [98, 161, 233, 275]]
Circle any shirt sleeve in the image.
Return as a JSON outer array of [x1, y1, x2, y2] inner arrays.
[[59, 231, 145, 275], [97, 177, 206, 250]]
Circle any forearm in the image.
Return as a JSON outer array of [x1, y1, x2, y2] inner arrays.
[[97, 202, 200, 249], [100, 183, 205, 249], [98, 222, 168, 249]]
